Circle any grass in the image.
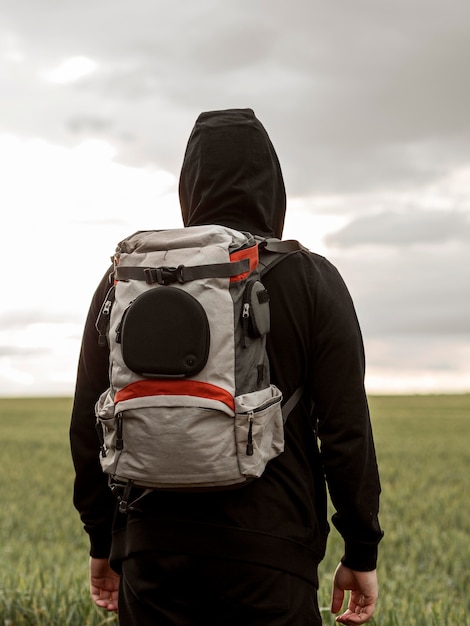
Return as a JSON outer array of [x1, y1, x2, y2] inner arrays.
[[319, 394, 470, 625], [0, 394, 469, 624], [0, 397, 117, 625]]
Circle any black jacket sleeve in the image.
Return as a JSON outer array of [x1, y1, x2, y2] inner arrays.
[[70, 268, 116, 558], [311, 257, 383, 570], [264, 250, 383, 571]]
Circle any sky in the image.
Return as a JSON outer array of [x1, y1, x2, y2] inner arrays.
[[1, 0, 469, 397]]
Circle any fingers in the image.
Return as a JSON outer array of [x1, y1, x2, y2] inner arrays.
[[331, 583, 345, 614], [89, 557, 120, 613], [91, 585, 119, 613], [335, 605, 375, 624], [335, 591, 377, 624], [331, 565, 378, 624]]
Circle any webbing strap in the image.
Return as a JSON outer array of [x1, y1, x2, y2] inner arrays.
[[259, 239, 307, 424], [115, 258, 250, 285], [258, 238, 307, 278], [281, 386, 304, 424], [263, 239, 305, 253]]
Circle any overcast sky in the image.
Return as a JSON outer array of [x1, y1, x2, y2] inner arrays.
[[1, 0, 469, 396]]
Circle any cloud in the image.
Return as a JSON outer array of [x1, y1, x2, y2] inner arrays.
[[364, 334, 470, 394], [42, 56, 97, 84], [331, 242, 470, 336], [0, 320, 84, 397], [1, 0, 470, 395], [67, 116, 114, 135], [3, 0, 470, 194], [326, 210, 470, 247], [0, 311, 84, 328], [0, 346, 48, 357]]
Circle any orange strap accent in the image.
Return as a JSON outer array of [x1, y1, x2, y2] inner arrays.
[[229, 244, 259, 282], [115, 379, 235, 411]]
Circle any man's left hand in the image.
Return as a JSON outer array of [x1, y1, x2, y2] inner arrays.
[[89, 556, 120, 613]]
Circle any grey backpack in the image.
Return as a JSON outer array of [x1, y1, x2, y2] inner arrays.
[[95, 224, 303, 511]]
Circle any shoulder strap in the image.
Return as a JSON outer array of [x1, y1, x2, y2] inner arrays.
[[258, 237, 307, 277], [281, 386, 305, 424], [257, 238, 310, 423], [263, 239, 306, 253]]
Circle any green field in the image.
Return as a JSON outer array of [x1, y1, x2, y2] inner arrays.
[[0, 395, 469, 625]]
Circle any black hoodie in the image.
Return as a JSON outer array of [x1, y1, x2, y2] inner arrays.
[[179, 108, 285, 238], [70, 108, 382, 584]]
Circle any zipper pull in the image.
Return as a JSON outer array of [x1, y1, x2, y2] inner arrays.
[[246, 412, 254, 456], [95, 419, 108, 457], [242, 302, 250, 348], [95, 286, 115, 347], [116, 413, 124, 450], [115, 320, 122, 344]]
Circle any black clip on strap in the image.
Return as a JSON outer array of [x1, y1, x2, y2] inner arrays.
[[143, 265, 185, 285]]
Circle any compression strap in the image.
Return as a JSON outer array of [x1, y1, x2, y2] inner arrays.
[[115, 258, 250, 285]]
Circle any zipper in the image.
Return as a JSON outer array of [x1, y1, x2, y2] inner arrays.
[[95, 419, 108, 458], [242, 302, 250, 348], [116, 300, 134, 344], [241, 280, 257, 348], [244, 395, 280, 456], [246, 411, 254, 456], [95, 285, 115, 347], [116, 412, 124, 450], [115, 319, 122, 344], [254, 395, 280, 412]]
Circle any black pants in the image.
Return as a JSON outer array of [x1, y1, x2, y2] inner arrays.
[[118, 552, 321, 626]]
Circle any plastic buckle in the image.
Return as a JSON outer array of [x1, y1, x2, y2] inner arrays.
[[144, 265, 185, 285], [175, 265, 185, 283], [144, 267, 158, 284], [160, 267, 177, 285]]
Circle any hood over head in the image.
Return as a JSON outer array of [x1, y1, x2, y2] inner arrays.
[[179, 108, 286, 239]]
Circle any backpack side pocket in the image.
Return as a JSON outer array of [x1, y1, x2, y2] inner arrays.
[[234, 384, 284, 478], [242, 280, 270, 339], [95, 389, 122, 476]]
